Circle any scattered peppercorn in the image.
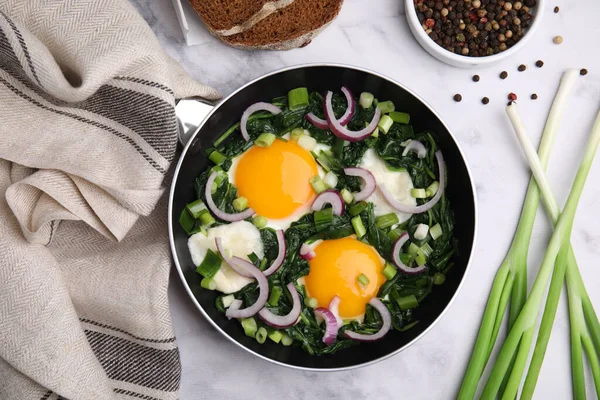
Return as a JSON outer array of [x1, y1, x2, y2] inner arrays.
[[580, 68, 588, 76], [482, 97, 490, 104], [531, 93, 538, 100], [518, 64, 527, 71], [508, 92, 518, 101], [453, 93, 463, 102], [500, 71, 508, 79], [535, 60, 544, 68], [553, 35, 563, 44], [554, 6, 559, 13], [472, 74, 480, 82]]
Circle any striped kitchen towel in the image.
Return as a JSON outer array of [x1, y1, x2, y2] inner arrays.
[[0, 1, 220, 399]]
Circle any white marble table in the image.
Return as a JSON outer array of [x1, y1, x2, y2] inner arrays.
[[132, 0, 600, 398]]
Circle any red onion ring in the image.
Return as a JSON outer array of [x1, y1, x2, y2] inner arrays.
[[258, 283, 301, 328], [225, 257, 269, 319], [324, 90, 381, 142], [402, 140, 427, 158], [311, 190, 345, 216], [393, 232, 427, 275], [215, 237, 254, 278], [380, 151, 446, 214], [240, 102, 282, 141], [262, 229, 286, 276], [314, 307, 340, 346], [205, 171, 255, 222], [305, 86, 355, 130], [343, 298, 392, 341], [328, 296, 343, 328], [299, 243, 316, 260], [343, 167, 376, 202]]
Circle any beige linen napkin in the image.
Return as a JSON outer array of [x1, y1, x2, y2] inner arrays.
[[0, 1, 220, 399]]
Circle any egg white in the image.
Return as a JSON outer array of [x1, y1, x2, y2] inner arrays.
[[188, 221, 263, 294], [359, 148, 416, 224], [227, 133, 330, 230]]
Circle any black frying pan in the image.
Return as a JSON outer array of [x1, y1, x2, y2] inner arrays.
[[168, 64, 477, 371]]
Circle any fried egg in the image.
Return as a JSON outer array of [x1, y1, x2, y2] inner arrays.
[[303, 237, 386, 321], [228, 136, 329, 230], [359, 148, 416, 223], [188, 221, 263, 293]]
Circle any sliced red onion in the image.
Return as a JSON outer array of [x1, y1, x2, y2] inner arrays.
[[262, 229, 286, 276], [393, 232, 427, 275], [311, 190, 345, 216], [328, 296, 343, 328], [325, 90, 381, 142], [380, 151, 446, 214], [258, 283, 301, 328], [343, 168, 376, 202], [205, 172, 255, 222], [305, 113, 329, 130], [215, 237, 254, 278], [225, 257, 268, 319], [343, 298, 392, 341], [338, 86, 356, 126], [402, 140, 427, 158], [299, 243, 316, 260], [240, 102, 282, 141], [314, 307, 340, 346]]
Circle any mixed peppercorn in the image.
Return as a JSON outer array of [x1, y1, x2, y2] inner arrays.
[[415, 0, 537, 57]]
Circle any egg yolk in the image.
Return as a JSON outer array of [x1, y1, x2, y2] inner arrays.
[[304, 238, 386, 319], [234, 139, 318, 219]]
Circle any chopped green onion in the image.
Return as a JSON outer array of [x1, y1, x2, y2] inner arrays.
[[232, 196, 248, 211], [304, 297, 318, 308], [348, 201, 367, 216], [351, 215, 366, 238], [268, 329, 284, 343], [376, 100, 395, 114], [433, 273, 446, 285], [213, 171, 227, 185], [359, 92, 374, 109], [416, 277, 429, 287], [199, 211, 215, 227], [389, 111, 411, 124], [186, 199, 207, 219], [371, 126, 379, 138], [323, 171, 338, 188], [357, 273, 370, 288], [314, 208, 334, 231], [414, 223, 430, 240], [421, 242, 434, 257], [210, 165, 224, 174], [222, 294, 235, 308], [268, 285, 283, 306], [297, 135, 317, 151], [408, 242, 420, 256], [340, 188, 354, 204], [398, 294, 419, 310], [310, 175, 327, 194], [415, 250, 427, 266], [411, 188, 427, 198], [209, 150, 227, 165], [378, 114, 394, 134], [179, 208, 196, 235], [255, 132, 276, 148], [430, 223, 443, 240], [256, 327, 268, 344], [201, 277, 217, 290], [315, 153, 332, 172], [241, 317, 258, 338], [259, 257, 268, 271], [426, 181, 440, 197], [290, 128, 305, 142], [376, 213, 400, 229], [383, 263, 398, 280], [288, 87, 309, 110], [281, 333, 294, 346], [388, 227, 405, 241], [252, 216, 267, 229], [196, 249, 222, 278]]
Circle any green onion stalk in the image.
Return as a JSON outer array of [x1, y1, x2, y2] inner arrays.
[[506, 101, 600, 399], [458, 70, 580, 400]]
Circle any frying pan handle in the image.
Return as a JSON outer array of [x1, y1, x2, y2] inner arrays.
[[175, 99, 216, 146]]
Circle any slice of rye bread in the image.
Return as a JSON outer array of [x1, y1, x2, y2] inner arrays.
[[188, 0, 294, 34], [215, 0, 344, 50]]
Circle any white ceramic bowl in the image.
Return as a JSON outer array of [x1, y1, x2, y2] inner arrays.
[[405, 0, 545, 68]]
